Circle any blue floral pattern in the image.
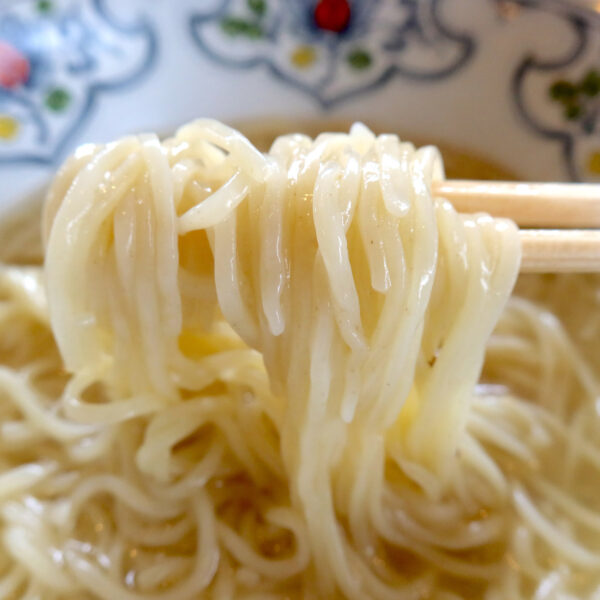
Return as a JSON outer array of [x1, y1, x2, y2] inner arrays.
[[506, 0, 600, 180], [188, 0, 475, 108], [0, 0, 156, 165], [3, 0, 600, 184]]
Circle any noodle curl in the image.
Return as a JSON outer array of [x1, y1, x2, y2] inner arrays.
[[0, 120, 597, 599]]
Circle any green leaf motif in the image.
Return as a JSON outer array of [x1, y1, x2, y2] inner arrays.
[[36, 0, 53, 13], [45, 88, 71, 112], [347, 49, 372, 70], [247, 0, 266, 17], [581, 70, 600, 97], [220, 17, 262, 38], [564, 104, 581, 120], [550, 80, 577, 100], [548, 70, 600, 124]]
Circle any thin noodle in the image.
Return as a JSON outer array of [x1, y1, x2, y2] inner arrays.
[[0, 120, 597, 598]]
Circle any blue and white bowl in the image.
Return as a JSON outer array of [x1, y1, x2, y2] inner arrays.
[[2, 0, 600, 216]]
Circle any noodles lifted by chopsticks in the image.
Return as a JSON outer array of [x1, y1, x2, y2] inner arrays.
[[0, 120, 597, 599]]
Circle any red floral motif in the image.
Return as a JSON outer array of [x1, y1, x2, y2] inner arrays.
[[314, 0, 351, 33], [0, 41, 30, 89]]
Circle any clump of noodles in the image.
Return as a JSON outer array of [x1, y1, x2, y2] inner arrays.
[[0, 120, 597, 599]]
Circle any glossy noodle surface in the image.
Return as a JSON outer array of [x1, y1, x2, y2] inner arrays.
[[0, 121, 598, 599]]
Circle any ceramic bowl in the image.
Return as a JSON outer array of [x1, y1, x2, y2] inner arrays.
[[2, 0, 600, 216]]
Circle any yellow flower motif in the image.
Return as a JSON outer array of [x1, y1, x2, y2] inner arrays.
[[0, 115, 18, 140], [291, 45, 316, 69], [587, 151, 600, 175]]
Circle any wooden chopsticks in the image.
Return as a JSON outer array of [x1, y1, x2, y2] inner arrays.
[[434, 180, 600, 273], [435, 180, 600, 228], [519, 230, 600, 273]]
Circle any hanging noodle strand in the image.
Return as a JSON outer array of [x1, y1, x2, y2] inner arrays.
[[0, 120, 597, 599]]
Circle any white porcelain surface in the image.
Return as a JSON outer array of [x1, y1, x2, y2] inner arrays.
[[2, 0, 600, 217]]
